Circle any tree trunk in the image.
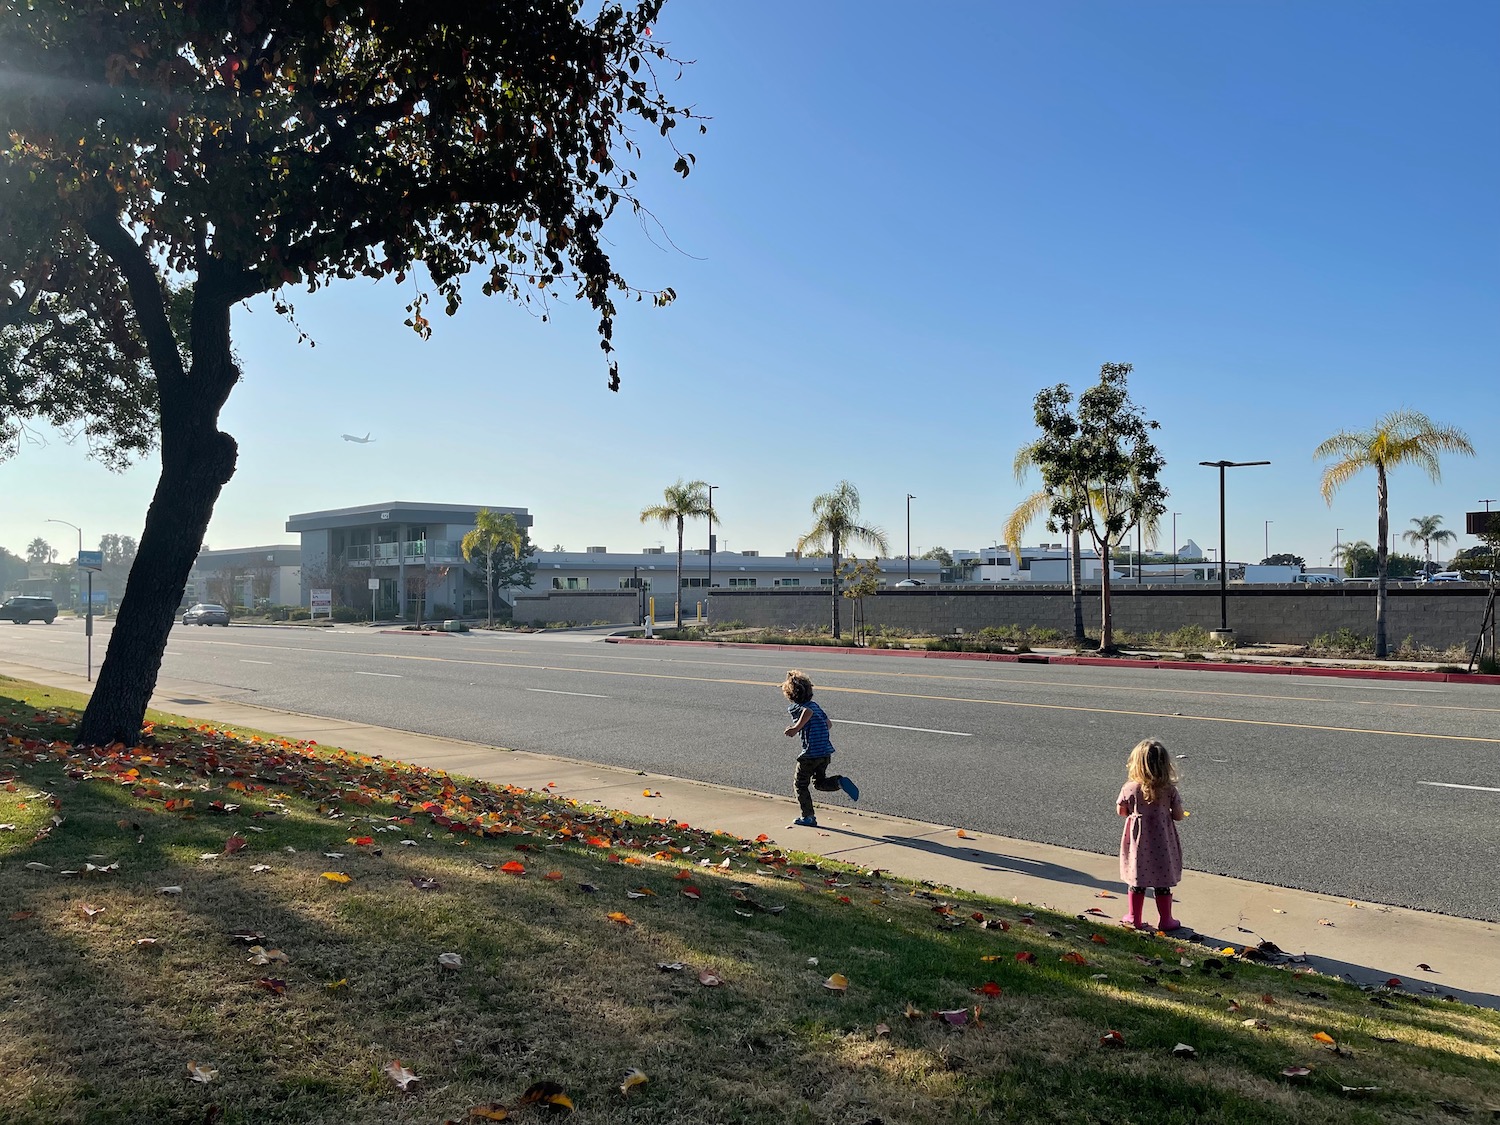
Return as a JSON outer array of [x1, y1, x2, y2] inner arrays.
[[486, 553, 495, 627], [1069, 515, 1084, 641], [78, 293, 239, 746], [830, 533, 842, 639], [1098, 534, 1114, 652], [674, 519, 684, 628], [1375, 464, 1389, 658]]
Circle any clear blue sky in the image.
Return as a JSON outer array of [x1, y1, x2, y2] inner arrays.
[[4, 1, 1496, 570]]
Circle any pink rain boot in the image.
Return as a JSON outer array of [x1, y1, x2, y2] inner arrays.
[[1155, 891, 1181, 931], [1120, 888, 1147, 930]]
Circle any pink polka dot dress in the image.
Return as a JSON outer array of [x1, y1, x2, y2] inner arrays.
[[1117, 780, 1183, 890]]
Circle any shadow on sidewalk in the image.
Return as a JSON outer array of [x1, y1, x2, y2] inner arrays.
[[1180, 924, 1500, 1012], [811, 824, 1121, 895]]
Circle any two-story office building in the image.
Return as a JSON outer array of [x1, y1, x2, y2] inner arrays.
[[190, 545, 303, 608], [286, 501, 533, 618]]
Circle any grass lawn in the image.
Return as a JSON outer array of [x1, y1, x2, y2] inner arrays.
[[0, 675, 1496, 1124]]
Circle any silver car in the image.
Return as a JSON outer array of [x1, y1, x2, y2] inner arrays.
[[182, 603, 231, 626]]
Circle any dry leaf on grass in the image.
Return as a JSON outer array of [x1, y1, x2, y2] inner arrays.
[[1172, 1043, 1197, 1059], [1015, 951, 1036, 964], [606, 912, 633, 926], [874, 1023, 890, 1037], [698, 970, 722, 987], [500, 860, 526, 876], [254, 977, 287, 995], [246, 946, 288, 965], [158, 886, 182, 896], [620, 1068, 648, 1097], [383, 1060, 420, 1091], [972, 981, 1002, 998], [186, 1061, 218, 1084], [464, 1104, 510, 1121], [824, 973, 849, 992], [78, 903, 105, 919], [519, 1080, 573, 1110], [409, 876, 441, 891], [1281, 1066, 1313, 1079], [1099, 1030, 1125, 1048], [223, 835, 247, 855], [320, 871, 351, 884], [437, 953, 463, 971], [934, 1008, 970, 1026]]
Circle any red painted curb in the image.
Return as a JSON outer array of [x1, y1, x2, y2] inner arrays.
[[608, 637, 1500, 685]]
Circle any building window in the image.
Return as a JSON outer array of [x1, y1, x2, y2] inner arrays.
[[680, 577, 710, 588], [552, 577, 588, 590], [729, 578, 757, 588], [775, 578, 801, 587], [819, 578, 835, 587], [619, 577, 651, 591]]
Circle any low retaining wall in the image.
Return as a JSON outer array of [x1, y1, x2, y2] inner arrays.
[[703, 584, 1490, 649], [511, 590, 637, 626]]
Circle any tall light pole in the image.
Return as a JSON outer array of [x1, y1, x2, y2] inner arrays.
[[1264, 519, 1272, 563], [45, 519, 82, 608], [905, 493, 915, 583], [1199, 459, 1270, 639], [706, 484, 718, 595], [1334, 528, 1343, 570], [1171, 513, 1180, 583]]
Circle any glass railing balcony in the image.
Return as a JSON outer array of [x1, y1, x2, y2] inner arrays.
[[372, 543, 401, 563], [346, 545, 371, 564], [427, 539, 463, 562], [402, 541, 427, 559]]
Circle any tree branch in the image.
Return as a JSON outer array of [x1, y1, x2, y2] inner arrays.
[[82, 214, 185, 390]]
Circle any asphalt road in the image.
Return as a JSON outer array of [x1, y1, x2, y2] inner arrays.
[[7, 618, 1500, 921]]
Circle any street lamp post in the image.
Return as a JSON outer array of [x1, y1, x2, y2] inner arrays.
[[1334, 528, 1343, 570], [906, 494, 915, 583], [1171, 513, 1180, 583], [46, 518, 90, 680], [1199, 459, 1271, 640], [706, 484, 718, 605], [1264, 520, 1272, 563]]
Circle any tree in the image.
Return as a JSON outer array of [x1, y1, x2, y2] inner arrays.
[[0, 2, 699, 745], [639, 479, 714, 629], [1332, 539, 1377, 578], [0, 546, 25, 591], [1261, 553, 1306, 567], [1028, 363, 1167, 652], [840, 556, 882, 646], [1316, 411, 1474, 657], [1402, 515, 1456, 576], [98, 533, 138, 601], [25, 537, 53, 565], [796, 481, 889, 640], [462, 510, 526, 628], [1004, 449, 1084, 641], [919, 546, 954, 568]]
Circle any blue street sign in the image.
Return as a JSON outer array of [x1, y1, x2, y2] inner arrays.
[[77, 550, 104, 571]]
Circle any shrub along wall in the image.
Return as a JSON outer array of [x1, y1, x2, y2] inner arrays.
[[704, 584, 1490, 649]]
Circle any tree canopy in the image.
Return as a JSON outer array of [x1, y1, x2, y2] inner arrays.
[[796, 481, 888, 639], [640, 479, 714, 629], [1029, 363, 1166, 651], [0, 0, 700, 745]]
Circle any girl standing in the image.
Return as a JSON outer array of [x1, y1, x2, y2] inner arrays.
[[1116, 738, 1186, 931]]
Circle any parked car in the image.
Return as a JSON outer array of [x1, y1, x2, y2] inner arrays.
[[1292, 573, 1339, 585], [1427, 572, 1464, 583], [0, 595, 58, 624], [893, 579, 926, 588], [182, 603, 231, 626]]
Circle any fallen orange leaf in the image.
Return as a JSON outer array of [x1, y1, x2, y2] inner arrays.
[[500, 860, 526, 875], [606, 911, 634, 926], [973, 981, 1002, 997], [1313, 1032, 1337, 1045], [320, 871, 351, 884], [824, 973, 849, 992]]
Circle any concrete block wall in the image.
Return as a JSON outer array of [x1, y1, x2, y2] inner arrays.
[[705, 585, 1490, 649], [511, 590, 638, 626]]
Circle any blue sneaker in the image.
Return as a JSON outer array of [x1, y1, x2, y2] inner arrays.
[[839, 777, 860, 802], [790, 816, 818, 827]]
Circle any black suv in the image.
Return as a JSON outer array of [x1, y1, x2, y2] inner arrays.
[[0, 595, 59, 624]]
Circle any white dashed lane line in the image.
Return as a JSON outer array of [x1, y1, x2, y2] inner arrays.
[[353, 671, 402, 678], [1420, 781, 1500, 793], [833, 719, 973, 737], [525, 688, 610, 699]]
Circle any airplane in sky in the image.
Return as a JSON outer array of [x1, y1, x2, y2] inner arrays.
[[341, 432, 375, 444]]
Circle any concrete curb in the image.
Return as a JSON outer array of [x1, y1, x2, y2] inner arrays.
[[609, 637, 1500, 686]]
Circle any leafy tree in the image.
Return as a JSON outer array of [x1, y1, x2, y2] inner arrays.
[[796, 481, 889, 639], [1316, 411, 1474, 657], [919, 546, 954, 568], [1401, 515, 1457, 575], [1004, 441, 1084, 640], [1261, 553, 1305, 567], [0, 546, 26, 591], [0, 1, 698, 745], [98, 533, 138, 599], [462, 510, 528, 627], [25, 537, 54, 564], [1028, 363, 1167, 652], [639, 479, 714, 628], [839, 556, 882, 646]]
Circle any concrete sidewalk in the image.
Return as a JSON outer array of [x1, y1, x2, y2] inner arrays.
[[5, 658, 1496, 1010]]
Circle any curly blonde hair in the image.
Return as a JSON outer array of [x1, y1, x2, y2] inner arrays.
[[782, 670, 814, 705], [1126, 738, 1177, 804]]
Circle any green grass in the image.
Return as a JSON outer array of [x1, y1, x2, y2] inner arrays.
[[0, 675, 1496, 1124]]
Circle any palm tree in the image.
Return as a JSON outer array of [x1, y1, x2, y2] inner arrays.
[[1316, 410, 1474, 656], [796, 480, 889, 639], [1330, 539, 1375, 578], [1402, 515, 1457, 575], [639, 479, 715, 628], [462, 509, 524, 627], [25, 537, 53, 565]]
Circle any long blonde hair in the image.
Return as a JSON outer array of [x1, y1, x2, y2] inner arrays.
[[1126, 738, 1176, 804]]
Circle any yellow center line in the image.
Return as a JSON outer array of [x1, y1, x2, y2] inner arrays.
[[177, 636, 1500, 745]]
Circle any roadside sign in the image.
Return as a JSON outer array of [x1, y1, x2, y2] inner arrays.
[[310, 588, 333, 620], [368, 578, 380, 590], [77, 550, 104, 571], [1467, 511, 1499, 536]]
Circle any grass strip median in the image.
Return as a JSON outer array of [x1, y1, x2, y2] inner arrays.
[[0, 675, 1496, 1124]]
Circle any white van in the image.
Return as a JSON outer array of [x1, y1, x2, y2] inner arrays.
[[1293, 573, 1339, 584]]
